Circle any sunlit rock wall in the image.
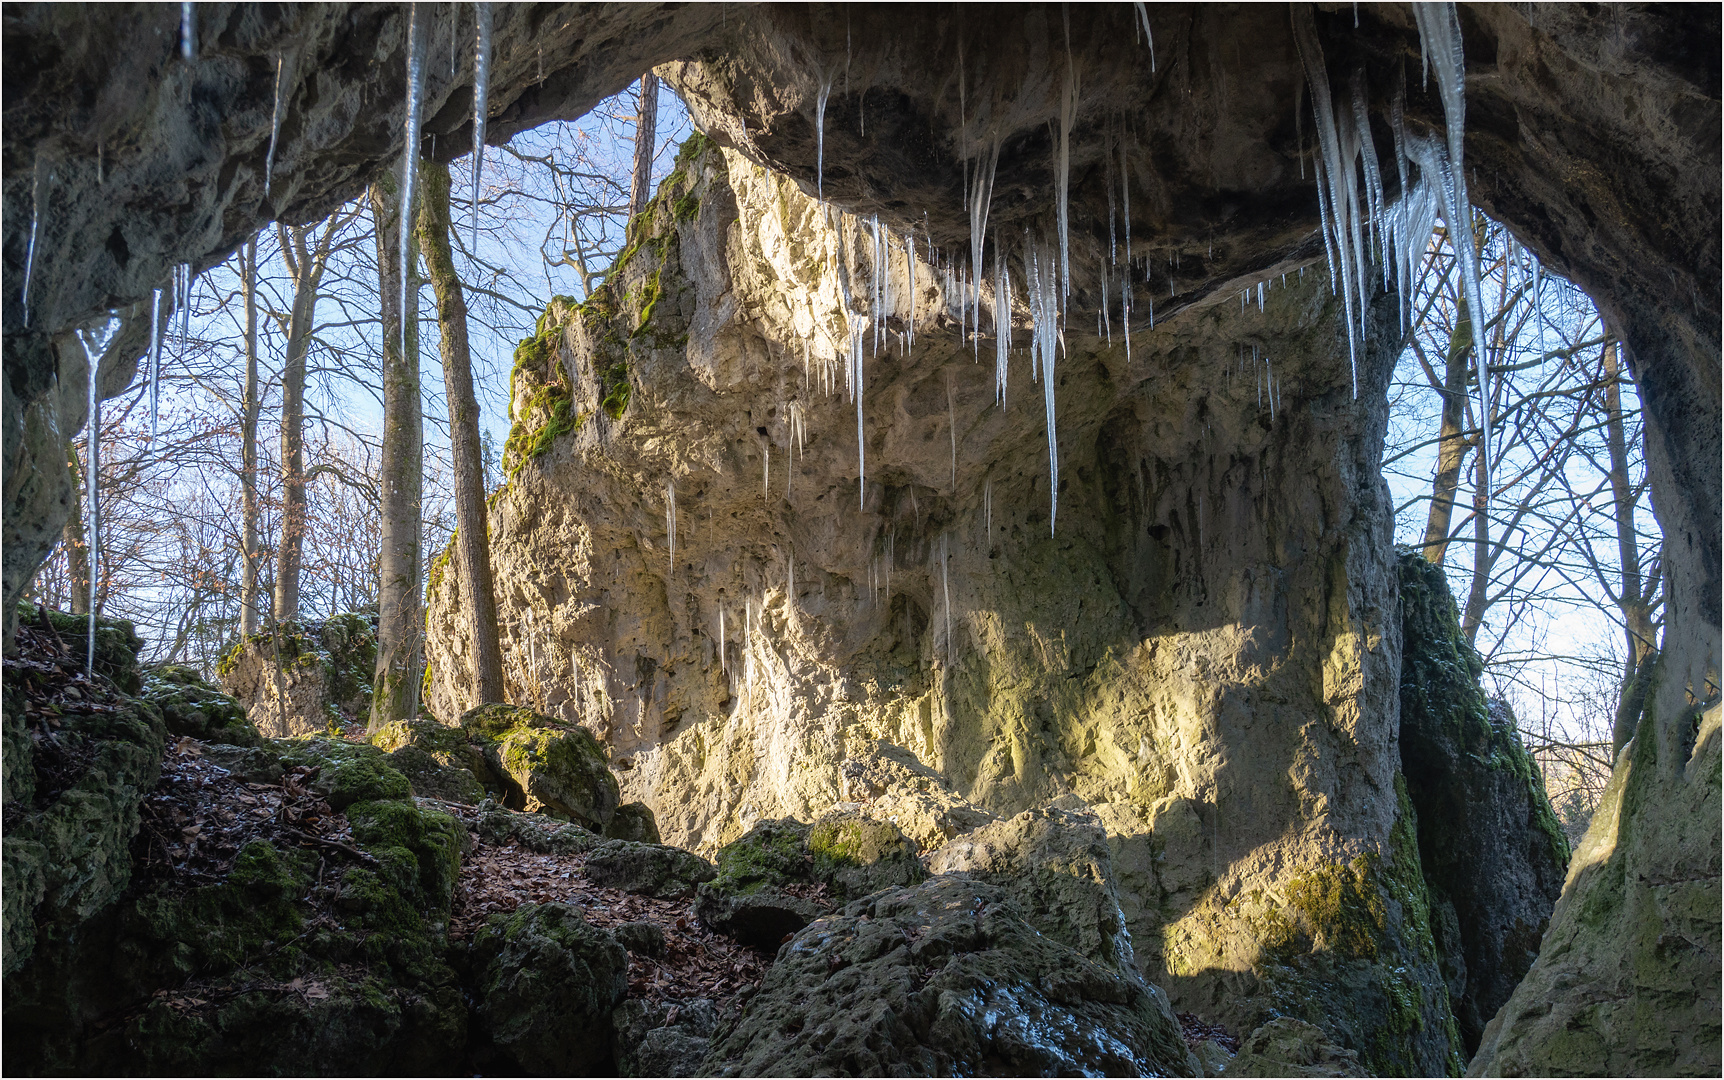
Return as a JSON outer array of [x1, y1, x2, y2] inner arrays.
[[427, 139, 1462, 1072]]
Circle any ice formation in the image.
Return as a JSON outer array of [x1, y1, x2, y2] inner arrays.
[[399, 3, 430, 351], [148, 289, 163, 437], [665, 480, 676, 573], [472, 2, 493, 247], [21, 159, 42, 328], [79, 315, 121, 677], [180, 2, 195, 60], [264, 54, 287, 199]]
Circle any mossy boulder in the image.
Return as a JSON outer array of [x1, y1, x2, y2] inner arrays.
[[694, 819, 830, 948], [695, 814, 924, 948], [475, 805, 603, 855], [1227, 1017, 1367, 1077], [584, 839, 717, 900], [604, 800, 662, 843], [140, 663, 261, 746], [1, 691, 166, 976], [16, 602, 145, 693], [458, 705, 620, 829], [807, 809, 926, 902], [385, 744, 485, 804], [215, 610, 378, 736], [278, 738, 412, 810], [465, 902, 629, 1073], [703, 876, 1198, 1077], [372, 716, 504, 794]]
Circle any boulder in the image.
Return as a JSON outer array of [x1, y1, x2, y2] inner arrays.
[[385, 744, 486, 805], [612, 920, 667, 958], [460, 704, 621, 829], [927, 806, 1137, 970], [466, 902, 629, 1074], [278, 739, 412, 810], [807, 809, 927, 902], [584, 839, 716, 900], [215, 610, 378, 736], [371, 716, 506, 792], [694, 819, 830, 949], [605, 800, 663, 843], [200, 742, 285, 785], [1226, 1018, 1366, 1078], [837, 740, 997, 850], [614, 998, 720, 1078], [140, 664, 261, 746], [703, 876, 1198, 1077], [475, 806, 602, 855]]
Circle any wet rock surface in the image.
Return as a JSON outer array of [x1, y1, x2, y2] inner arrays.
[[703, 875, 1198, 1077]]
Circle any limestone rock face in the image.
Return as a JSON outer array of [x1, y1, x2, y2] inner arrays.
[[427, 137, 1459, 1072], [703, 875, 1199, 1077], [1467, 686, 1721, 1078], [1396, 552, 1569, 1052], [216, 611, 377, 736]]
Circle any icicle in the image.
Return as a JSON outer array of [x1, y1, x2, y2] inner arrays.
[[994, 245, 1011, 407], [1413, 0, 1492, 507], [946, 370, 957, 491], [815, 77, 832, 204], [148, 289, 163, 438], [968, 137, 1001, 343], [1291, 8, 1360, 397], [852, 321, 866, 507], [719, 606, 727, 673], [1257, 280, 1265, 313], [1132, 2, 1157, 71], [1119, 141, 1132, 360], [471, 2, 493, 248], [177, 262, 193, 355], [80, 316, 120, 678], [180, 2, 196, 60], [1057, 24, 1077, 306], [665, 480, 676, 574], [21, 158, 44, 329], [905, 234, 916, 359], [263, 54, 288, 200], [763, 440, 770, 498], [399, 3, 430, 353]]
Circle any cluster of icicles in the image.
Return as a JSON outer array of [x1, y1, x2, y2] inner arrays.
[[44, 2, 1492, 687]]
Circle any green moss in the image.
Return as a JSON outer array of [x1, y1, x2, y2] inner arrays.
[[346, 799, 462, 910], [709, 820, 813, 898], [808, 815, 904, 875], [601, 362, 631, 419], [633, 269, 664, 336], [280, 739, 412, 809], [673, 191, 701, 222]]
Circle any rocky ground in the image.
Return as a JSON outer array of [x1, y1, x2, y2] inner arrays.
[[8, 605, 1294, 1077]]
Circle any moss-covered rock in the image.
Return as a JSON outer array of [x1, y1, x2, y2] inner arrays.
[[140, 663, 261, 746], [465, 902, 629, 1073], [584, 839, 717, 900], [694, 819, 830, 948], [459, 705, 619, 828], [475, 805, 603, 855], [1, 688, 166, 976], [703, 876, 1198, 1076], [604, 800, 662, 843], [16, 602, 145, 693], [1397, 551, 1570, 1054], [1228, 1017, 1367, 1077], [807, 809, 926, 902], [278, 738, 412, 810], [216, 610, 377, 736]]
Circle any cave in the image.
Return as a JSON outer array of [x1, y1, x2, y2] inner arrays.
[[3, 4, 1717, 1076]]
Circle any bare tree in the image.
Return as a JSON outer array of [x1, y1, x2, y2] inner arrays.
[[629, 73, 659, 219], [420, 158, 506, 706], [369, 176, 424, 730], [240, 235, 264, 637]]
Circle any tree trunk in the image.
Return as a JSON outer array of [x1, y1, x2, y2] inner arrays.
[[419, 159, 506, 706], [63, 439, 89, 615], [629, 73, 659, 219], [273, 224, 319, 626], [240, 235, 263, 637], [370, 178, 424, 731], [1602, 338, 1657, 672], [1462, 435, 1492, 645], [1421, 294, 1475, 565]]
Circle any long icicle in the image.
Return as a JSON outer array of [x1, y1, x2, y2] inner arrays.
[[399, 3, 429, 352], [80, 317, 121, 676], [471, 2, 493, 247], [264, 53, 288, 200], [1413, 0, 1492, 511], [148, 289, 163, 438], [665, 480, 676, 575], [21, 157, 44, 328], [1291, 6, 1361, 397]]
